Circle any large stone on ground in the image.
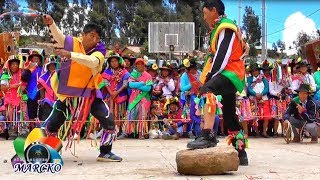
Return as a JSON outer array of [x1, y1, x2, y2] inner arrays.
[[176, 146, 239, 175]]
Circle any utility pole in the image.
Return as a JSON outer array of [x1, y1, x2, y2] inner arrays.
[[198, 25, 201, 50], [238, 0, 242, 28], [266, 22, 268, 58], [261, 0, 266, 61]]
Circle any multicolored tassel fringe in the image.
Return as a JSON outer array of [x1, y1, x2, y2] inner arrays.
[[226, 130, 249, 150]]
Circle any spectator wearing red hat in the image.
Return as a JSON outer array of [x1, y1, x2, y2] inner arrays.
[[124, 58, 152, 139]]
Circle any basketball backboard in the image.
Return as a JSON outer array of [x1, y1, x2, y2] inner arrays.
[[148, 22, 195, 53]]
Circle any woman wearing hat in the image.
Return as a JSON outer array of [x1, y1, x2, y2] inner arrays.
[[21, 50, 44, 123], [102, 52, 130, 137], [157, 62, 175, 100], [124, 58, 152, 139], [290, 60, 316, 94], [247, 63, 272, 138], [0, 55, 26, 137], [123, 55, 136, 73], [37, 55, 58, 121]]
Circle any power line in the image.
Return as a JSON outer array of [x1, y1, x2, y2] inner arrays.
[[266, 8, 320, 37]]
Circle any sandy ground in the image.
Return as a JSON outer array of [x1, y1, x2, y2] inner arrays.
[[0, 137, 320, 180]]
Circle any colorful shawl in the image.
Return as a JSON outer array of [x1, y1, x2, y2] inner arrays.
[[102, 68, 130, 103], [38, 72, 55, 106], [187, 71, 201, 95], [128, 70, 153, 111]]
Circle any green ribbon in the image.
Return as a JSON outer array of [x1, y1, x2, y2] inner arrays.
[[128, 80, 152, 111]]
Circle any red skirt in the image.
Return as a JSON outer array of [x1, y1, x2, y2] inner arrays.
[[257, 100, 272, 121]]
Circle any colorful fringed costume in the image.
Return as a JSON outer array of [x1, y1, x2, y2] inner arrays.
[[187, 14, 249, 165], [125, 69, 152, 138], [102, 54, 130, 134], [42, 20, 120, 160]]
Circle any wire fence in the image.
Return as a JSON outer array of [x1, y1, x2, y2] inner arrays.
[[0, 115, 283, 123]]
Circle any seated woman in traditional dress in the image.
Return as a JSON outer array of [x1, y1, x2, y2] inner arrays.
[[148, 105, 164, 139], [162, 97, 185, 140]]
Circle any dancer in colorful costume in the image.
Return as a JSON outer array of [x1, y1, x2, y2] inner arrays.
[[42, 15, 122, 162], [125, 58, 152, 139], [187, 0, 249, 166], [102, 52, 130, 137], [37, 55, 58, 121], [0, 55, 26, 136]]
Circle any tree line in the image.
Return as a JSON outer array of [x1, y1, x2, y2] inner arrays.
[[1, 1, 319, 59]]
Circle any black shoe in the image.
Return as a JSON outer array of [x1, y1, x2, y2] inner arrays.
[[238, 150, 248, 166], [187, 132, 218, 149]]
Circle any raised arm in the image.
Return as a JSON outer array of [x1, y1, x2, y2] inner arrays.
[[43, 15, 65, 48]]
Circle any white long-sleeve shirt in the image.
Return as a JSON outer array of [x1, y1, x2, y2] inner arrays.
[[49, 21, 103, 76], [269, 80, 284, 96], [157, 77, 175, 99]]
